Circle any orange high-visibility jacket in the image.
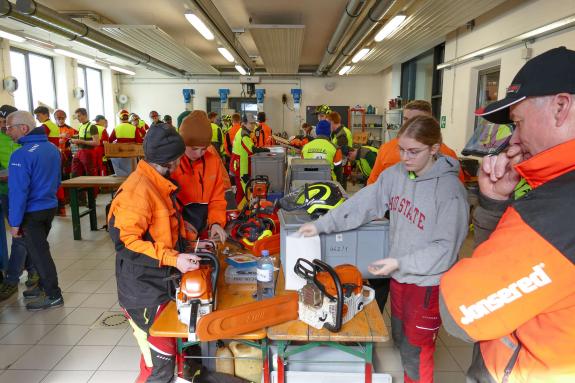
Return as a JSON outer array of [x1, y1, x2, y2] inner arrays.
[[170, 147, 227, 229], [224, 123, 241, 157], [251, 122, 275, 147], [440, 139, 575, 383], [367, 138, 465, 184], [108, 160, 194, 309]]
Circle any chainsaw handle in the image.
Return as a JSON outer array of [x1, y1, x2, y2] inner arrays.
[[313, 259, 344, 333], [293, 258, 316, 281], [195, 251, 220, 311]]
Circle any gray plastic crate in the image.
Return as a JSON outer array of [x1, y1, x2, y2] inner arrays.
[[250, 152, 286, 193], [279, 208, 390, 279], [286, 159, 332, 193]]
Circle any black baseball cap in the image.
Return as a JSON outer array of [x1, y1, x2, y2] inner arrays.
[[476, 46, 575, 124], [0, 105, 17, 118]]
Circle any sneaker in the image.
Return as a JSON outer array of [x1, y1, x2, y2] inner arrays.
[[25, 295, 64, 311], [23, 286, 43, 299], [0, 283, 18, 301], [25, 272, 40, 288]]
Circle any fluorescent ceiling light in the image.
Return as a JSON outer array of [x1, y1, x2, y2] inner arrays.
[[235, 65, 247, 75], [0, 30, 26, 43], [185, 12, 214, 40], [218, 47, 234, 63], [54, 48, 95, 63], [374, 14, 407, 42], [339, 65, 352, 75], [110, 65, 136, 75], [352, 48, 371, 63]]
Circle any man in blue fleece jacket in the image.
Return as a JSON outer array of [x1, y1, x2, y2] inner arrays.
[[6, 111, 63, 311]]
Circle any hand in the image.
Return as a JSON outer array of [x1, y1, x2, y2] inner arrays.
[[478, 144, 523, 200], [209, 223, 227, 243], [10, 227, 21, 238], [368, 258, 399, 276], [176, 253, 201, 273], [297, 223, 318, 237]]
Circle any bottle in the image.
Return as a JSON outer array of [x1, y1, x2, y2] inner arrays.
[[256, 250, 275, 300]]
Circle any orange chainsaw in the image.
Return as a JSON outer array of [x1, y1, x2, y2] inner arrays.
[[176, 240, 298, 342]]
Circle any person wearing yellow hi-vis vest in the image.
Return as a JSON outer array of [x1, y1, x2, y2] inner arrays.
[[301, 120, 343, 181], [109, 109, 143, 176], [328, 111, 352, 188], [230, 119, 270, 206], [208, 111, 224, 156], [33, 106, 60, 147], [348, 145, 378, 182]]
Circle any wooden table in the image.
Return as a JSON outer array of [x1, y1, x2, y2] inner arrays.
[[267, 267, 389, 383], [151, 244, 277, 382], [61, 176, 126, 240]]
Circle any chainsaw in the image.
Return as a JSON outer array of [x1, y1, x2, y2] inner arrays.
[[175, 240, 220, 341], [294, 258, 375, 332]]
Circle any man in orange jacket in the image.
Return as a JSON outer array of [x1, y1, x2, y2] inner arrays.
[[171, 111, 228, 243], [440, 47, 575, 382], [252, 111, 275, 147], [367, 100, 464, 184], [224, 113, 242, 158], [108, 124, 200, 383]]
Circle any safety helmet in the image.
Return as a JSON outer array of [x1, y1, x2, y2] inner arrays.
[[118, 109, 129, 119], [280, 182, 346, 218], [222, 114, 232, 125], [130, 113, 139, 121], [315, 104, 332, 115]]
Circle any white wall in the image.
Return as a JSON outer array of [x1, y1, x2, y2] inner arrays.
[[440, 0, 575, 153], [0, 39, 15, 106], [118, 73, 385, 136]]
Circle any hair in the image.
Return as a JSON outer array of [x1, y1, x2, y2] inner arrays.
[[33, 106, 49, 115], [257, 111, 266, 122], [54, 109, 66, 118], [302, 122, 311, 131], [94, 115, 106, 122], [232, 113, 241, 123], [149, 110, 159, 117], [74, 108, 88, 116], [8, 110, 36, 131], [403, 100, 432, 114], [327, 111, 341, 124], [208, 111, 218, 119], [397, 115, 442, 146], [163, 115, 172, 123]]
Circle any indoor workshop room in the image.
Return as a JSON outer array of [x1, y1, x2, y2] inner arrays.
[[0, 0, 573, 382]]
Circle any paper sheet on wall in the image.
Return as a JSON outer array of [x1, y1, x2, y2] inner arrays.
[[285, 233, 321, 291]]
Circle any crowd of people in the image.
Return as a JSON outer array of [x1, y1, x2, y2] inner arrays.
[[0, 46, 572, 383]]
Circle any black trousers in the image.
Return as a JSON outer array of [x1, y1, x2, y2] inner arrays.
[[21, 208, 61, 298], [369, 277, 391, 313]]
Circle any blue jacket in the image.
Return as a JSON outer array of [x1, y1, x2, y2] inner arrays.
[[8, 127, 61, 227]]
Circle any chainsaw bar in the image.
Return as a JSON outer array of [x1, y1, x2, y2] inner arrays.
[[196, 292, 298, 341]]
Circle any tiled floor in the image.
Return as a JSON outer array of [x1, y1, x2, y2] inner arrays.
[[0, 196, 475, 382]]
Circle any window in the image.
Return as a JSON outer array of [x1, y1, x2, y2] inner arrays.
[[475, 67, 500, 131], [400, 43, 445, 119], [207, 97, 257, 122], [76, 65, 104, 118], [9, 49, 57, 112]]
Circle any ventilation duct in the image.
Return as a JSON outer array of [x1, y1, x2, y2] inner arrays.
[[315, 0, 367, 76], [249, 25, 305, 74]]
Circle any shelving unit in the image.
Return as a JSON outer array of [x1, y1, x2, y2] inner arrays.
[[349, 108, 384, 146], [384, 109, 403, 142]]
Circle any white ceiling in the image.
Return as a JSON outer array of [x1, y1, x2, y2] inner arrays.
[[0, 0, 517, 76]]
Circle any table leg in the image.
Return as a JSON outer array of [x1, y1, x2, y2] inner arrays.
[[87, 188, 98, 230], [261, 338, 270, 383], [365, 342, 373, 383], [276, 340, 287, 383], [69, 188, 82, 240], [176, 338, 184, 378]]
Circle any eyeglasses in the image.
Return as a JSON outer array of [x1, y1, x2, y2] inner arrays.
[[398, 146, 429, 159], [5, 124, 23, 130]]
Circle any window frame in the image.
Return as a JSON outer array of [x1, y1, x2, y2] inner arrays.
[[76, 64, 105, 118], [9, 47, 58, 112], [474, 66, 501, 131]]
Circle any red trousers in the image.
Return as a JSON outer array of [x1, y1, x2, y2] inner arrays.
[[71, 149, 98, 177], [390, 279, 441, 383]]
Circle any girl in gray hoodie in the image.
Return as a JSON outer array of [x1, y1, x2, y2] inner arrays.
[[298, 115, 469, 383]]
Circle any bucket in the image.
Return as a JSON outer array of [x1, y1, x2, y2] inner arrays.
[[229, 341, 262, 383], [215, 341, 235, 375]]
